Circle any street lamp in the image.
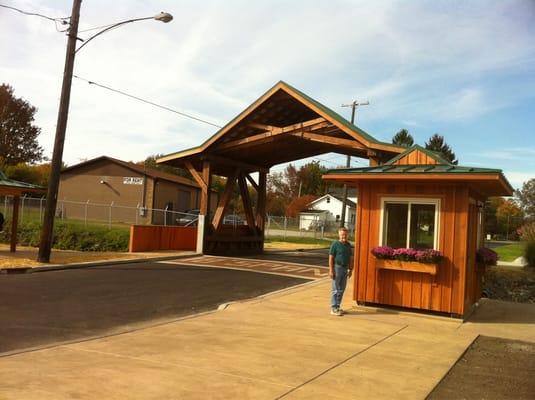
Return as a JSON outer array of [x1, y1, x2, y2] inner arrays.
[[37, 0, 173, 262]]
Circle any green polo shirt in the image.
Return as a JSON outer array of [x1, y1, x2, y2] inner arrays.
[[329, 240, 352, 268]]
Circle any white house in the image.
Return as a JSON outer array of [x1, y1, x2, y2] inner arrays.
[[299, 194, 357, 231]]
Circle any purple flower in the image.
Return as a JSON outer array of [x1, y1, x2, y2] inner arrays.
[[476, 247, 498, 266], [415, 249, 443, 263], [372, 246, 443, 264], [371, 246, 394, 259]]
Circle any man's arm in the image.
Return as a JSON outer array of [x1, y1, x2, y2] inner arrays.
[[347, 255, 353, 278], [329, 254, 334, 279]]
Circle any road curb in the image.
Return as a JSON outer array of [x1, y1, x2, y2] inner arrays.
[[1, 252, 200, 274]]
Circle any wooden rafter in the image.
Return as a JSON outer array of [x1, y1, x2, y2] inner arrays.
[[211, 170, 238, 231]]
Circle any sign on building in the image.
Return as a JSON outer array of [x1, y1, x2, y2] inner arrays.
[[123, 177, 143, 185]]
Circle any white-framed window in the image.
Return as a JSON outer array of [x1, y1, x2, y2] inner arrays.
[[379, 197, 441, 250]]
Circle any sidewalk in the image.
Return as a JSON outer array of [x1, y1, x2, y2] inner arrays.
[[1, 278, 533, 399], [0, 243, 197, 271]]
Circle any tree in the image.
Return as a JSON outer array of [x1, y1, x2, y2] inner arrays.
[[425, 134, 458, 164], [515, 178, 535, 220], [3, 162, 51, 187], [392, 129, 414, 147], [0, 84, 44, 166], [139, 154, 191, 179], [286, 195, 317, 217], [297, 161, 329, 196]]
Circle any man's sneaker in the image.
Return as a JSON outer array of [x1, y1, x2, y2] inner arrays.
[[330, 308, 342, 316], [338, 308, 346, 315]]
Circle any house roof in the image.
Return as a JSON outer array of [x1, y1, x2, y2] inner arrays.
[[308, 193, 357, 208], [0, 170, 45, 194], [61, 156, 200, 189], [157, 81, 404, 176]]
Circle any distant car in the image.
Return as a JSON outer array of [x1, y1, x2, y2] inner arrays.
[[176, 209, 200, 226], [223, 214, 244, 225]]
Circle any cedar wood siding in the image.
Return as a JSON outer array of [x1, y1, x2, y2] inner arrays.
[[391, 149, 440, 165], [353, 181, 472, 315]]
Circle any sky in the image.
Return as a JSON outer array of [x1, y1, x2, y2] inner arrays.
[[1, 0, 534, 189]]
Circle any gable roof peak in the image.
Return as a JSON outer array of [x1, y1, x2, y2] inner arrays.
[[385, 144, 452, 165]]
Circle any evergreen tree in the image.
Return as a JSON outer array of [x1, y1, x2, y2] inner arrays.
[[425, 133, 458, 164], [392, 129, 414, 147]]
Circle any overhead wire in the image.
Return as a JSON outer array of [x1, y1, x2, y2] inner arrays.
[[73, 75, 223, 129], [0, 4, 70, 32]]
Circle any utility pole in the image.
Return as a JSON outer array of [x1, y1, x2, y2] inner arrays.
[[339, 100, 369, 228], [38, 0, 82, 262]]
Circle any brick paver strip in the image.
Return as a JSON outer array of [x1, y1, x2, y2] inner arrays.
[[160, 255, 329, 280]]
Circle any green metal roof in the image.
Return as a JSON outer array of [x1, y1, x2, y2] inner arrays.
[[0, 170, 44, 191], [325, 164, 504, 175], [280, 81, 398, 147], [158, 81, 404, 163], [384, 144, 452, 165]]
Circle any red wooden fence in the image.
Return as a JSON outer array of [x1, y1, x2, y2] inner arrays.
[[129, 225, 197, 252]]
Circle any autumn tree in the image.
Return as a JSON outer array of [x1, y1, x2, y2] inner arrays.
[[0, 84, 44, 166], [3, 162, 51, 187], [266, 162, 330, 215], [515, 178, 535, 220], [425, 134, 458, 164], [392, 129, 414, 147], [286, 195, 318, 217]]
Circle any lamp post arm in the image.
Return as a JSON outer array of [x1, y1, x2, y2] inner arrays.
[[75, 16, 153, 53]]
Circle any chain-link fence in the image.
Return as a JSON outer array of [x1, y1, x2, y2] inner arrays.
[[0, 195, 199, 229], [265, 215, 354, 240]]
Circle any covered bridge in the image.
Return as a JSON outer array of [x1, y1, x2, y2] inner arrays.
[[158, 81, 403, 254]]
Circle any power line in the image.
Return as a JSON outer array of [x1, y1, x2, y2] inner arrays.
[[0, 4, 70, 30], [73, 75, 223, 129]]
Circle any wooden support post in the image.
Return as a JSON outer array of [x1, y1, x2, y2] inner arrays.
[[238, 174, 256, 231], [199, 160, 212, 236], [256, 171, 267, 235], [211, 170, 238, 231], [10, 195, 20, 252]]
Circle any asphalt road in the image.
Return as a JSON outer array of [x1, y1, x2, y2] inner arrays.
[[0, 261, 307, 354]]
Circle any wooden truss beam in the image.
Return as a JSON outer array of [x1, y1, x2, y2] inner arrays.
[[211, 170, 238, 231], [204, 154, 269, 174], [214, 117, 329, 152], [238, 174, 256, 230], [245, 174, 259, 192], [184, 161, 207, 192], [289, 131, 367, 150]]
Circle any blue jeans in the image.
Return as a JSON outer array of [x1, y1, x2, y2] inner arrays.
[[331, 265, 348, 309]]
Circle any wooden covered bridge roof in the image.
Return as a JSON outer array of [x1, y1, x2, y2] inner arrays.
[[158, 81, 404, 175]]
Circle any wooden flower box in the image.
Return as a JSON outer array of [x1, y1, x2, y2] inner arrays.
[[375, 259, 438, 275]]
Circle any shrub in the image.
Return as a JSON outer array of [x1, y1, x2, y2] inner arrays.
[[476, 247, 498, 266], [0, 220, 129, 252], [525, 241, 535, 268], [518, 222, 535, 242]]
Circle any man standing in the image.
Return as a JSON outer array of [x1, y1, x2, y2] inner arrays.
[[329, 227, 353, 316]]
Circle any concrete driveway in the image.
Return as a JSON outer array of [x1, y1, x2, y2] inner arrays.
[[1, 274, 533, 399]]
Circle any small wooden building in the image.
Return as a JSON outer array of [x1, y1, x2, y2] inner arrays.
[[324, 145, 513, 317], [0, 170, 45, 252]]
